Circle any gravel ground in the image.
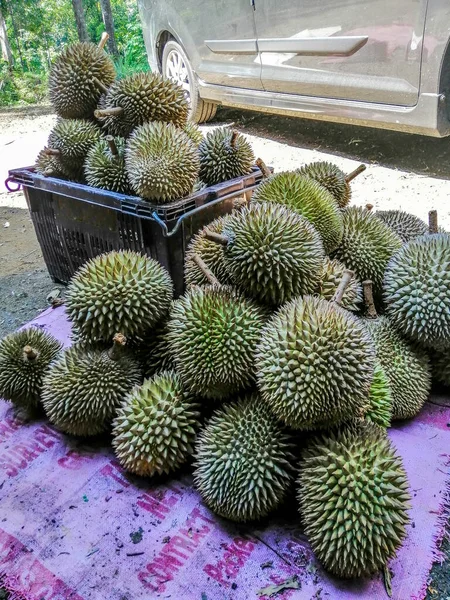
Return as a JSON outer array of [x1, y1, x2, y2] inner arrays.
[[0, 106, 448, 598]]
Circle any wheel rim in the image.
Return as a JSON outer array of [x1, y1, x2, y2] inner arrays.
[[165, 49, 191, 101]]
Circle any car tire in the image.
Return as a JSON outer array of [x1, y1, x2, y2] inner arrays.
[[161, 40, 218, 124]]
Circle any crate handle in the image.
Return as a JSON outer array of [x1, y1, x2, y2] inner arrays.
[[4, 177, 22, 193]]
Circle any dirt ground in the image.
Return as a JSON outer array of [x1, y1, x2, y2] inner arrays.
[[0, 106, 449, 598]]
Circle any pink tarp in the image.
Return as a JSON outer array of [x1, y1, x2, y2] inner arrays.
[[0, 306, 449, 600]]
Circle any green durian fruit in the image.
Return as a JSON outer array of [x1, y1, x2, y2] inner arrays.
[[66, 250, 173, 342], [194, 394, 293, 522], [384, 231, 450, 350], [315, 257, 362, 312], [49, 42, 116, 119], [297, 161, 365, 208], [35, 148, 67, 179], [0, 329, 62, 414], [168, 286, 267, 400], [95, 72, 188, 137], [199, 128, 254, 186], [129, 320, 176, 379], [42, 334, 142, 436], [125, 121, 200, 202], [208, 202, 324, 306], [298, 421, 411, 579], [256, 295, 375, 430], [84, 136, 131, 194], [183, 121, 204, 146], [365, 363, 392, 428], [432, 348, 450, 387], [375, 210, 428, 243], [252, 171, 343, 253], [112, 371, 199, 476], [331, 206, 402, 296], [184, 215, 234, 288]]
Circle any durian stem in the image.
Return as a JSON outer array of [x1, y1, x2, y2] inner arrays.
[[255, 158, 271, 179], [23, 345, 38, 361], [192, 254, 220, 286], [230, 130, 239, 147], [92, 76, 109, 95], [203, 229, 229, 247], [362, 280, 378, 319], [94, 107, 124, 119], [44, 147, 61, 157], [332, 269, 354, 305], [108, 333, 127, 361], [365, 203, 374, 212], [106, 135, 119, 156], [98, 32, 109, 51], [345, 164, 366, 183], [428, 210, 438, 234]]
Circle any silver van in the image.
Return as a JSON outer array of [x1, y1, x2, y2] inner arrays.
[[137, 0, 450, 137]]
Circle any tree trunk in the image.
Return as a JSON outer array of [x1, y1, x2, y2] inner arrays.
[[71, 0, 89, 42], [99, 0, 118, 56], [0, 7, 13, 67]]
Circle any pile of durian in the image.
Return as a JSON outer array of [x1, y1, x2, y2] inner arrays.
[[5, 156, 450, 579], [34, 36, 255, 203]]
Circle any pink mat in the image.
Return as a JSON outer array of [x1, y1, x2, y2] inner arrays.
[[0, 306, 449, 600]]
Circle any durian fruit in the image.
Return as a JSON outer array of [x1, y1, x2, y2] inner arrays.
[[0, 329, 62, 414], [35, 148, 67, 179], [252, 171, 343, 253], [315, 257, 362, 312], [331, 206, 402, 296], [95, 72, 189, 138], [256, 293, 375, 430], [384, 212, 450, 350], [376, 210, 428, 243], [49, 40, 116, 119], [363, 280, 431, 420], [431, 349, 450, 387], [297, 162, 366, 209], [365, 363, 392, 428], [65, 250, 173, 342], [84, 136, 131, 194], [44, 119, 102, 180], [183, 122, 203, 146], [112, 371, 199, 476], [184, 215, 234, 288], [205, 202, 325, 306], [168, 286, 267, 400], [298, 421, 411, 579], [199, 128, 254, 186], [129, 320, 175, 379], [194, 394, 293, 522], [42, 334, 142, 436], [125, 121, 200, 202]]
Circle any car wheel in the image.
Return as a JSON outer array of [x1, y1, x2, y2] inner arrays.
[[161, 40, 218, 124]]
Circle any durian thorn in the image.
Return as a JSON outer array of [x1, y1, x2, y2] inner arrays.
[[230, 130, 239, 147], [255, 158, 271, 179], [365, 203, 374, 211], [362, 280, 378, 319], [92, 76, 109, 95], [332, 269, 354, 305], [44, 147, 61, 157], [23, 345, 38, 361], [105, 135, 119, 156], [192, 253, 220, 286], [108, 333, 127, 361], [345, 164, 366, 183], [428, 210, 438, 234], [94, 107, 124, 119], [203, 229, 229, 247], [98, 32, 109, 51]]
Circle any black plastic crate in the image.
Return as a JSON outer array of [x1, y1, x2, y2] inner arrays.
[[6, 166, 266, 296]]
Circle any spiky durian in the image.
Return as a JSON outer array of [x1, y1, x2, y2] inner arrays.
[[432, 349, 450, 387], [252, 171, 343, 253], [297, 162, 365, 208], [112, 371, 199, 476], [315, 257, 362, 312], [0, 329, 61, 413], [384, 233, 450, 350], [65, 250, 173, 342], [42, 334, 142, 436], [199, 128, 254, 186], [375, 210, 428, 243], [95, 72, 189, 137], [183, 122, 203, 146], [207, 202, 324, 306], [49, 42, 116, 119], [84, 136, 131, 194], [129, 320, 175, 379], [184, 215, 234, 288], [331, 206, 402, 296], [125, 121, 200, 202], [194, 394, 293, 522], [35, 148, 67, 179], [365, 363, 392, 428], [168, 286, 267, 400], [298, 421, 410, 578], [256, 295, 375, 430]]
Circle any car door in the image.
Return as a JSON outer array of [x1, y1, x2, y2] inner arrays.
[[254, 0, 427, 106]]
